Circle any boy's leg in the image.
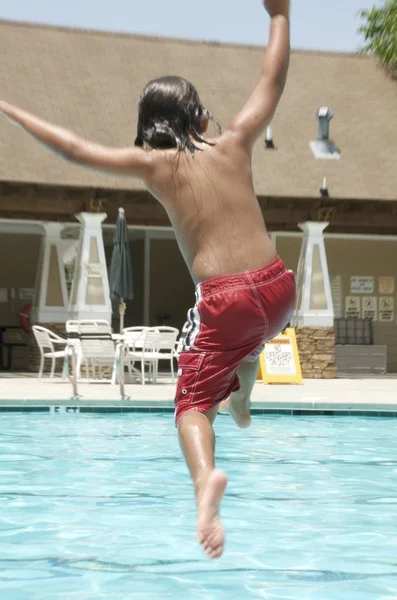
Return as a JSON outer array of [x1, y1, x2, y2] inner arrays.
[[220, 357, 259, 428], [177, 405, 227, 560]]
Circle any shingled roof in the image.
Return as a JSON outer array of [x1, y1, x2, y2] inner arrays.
[[0, 20, 396, 201]]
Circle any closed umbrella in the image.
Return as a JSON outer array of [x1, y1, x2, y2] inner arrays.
[[109, 208, 134, 332]]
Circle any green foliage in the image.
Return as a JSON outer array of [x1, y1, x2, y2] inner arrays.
[[64, 262, 75, 297], [359, 0, 397, 77]]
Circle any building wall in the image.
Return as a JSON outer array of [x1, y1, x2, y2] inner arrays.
[[0, 234, 41, 322], [149, 239, 195, 330], [105, 236, 194, 332], [106, 237, 194, 332], [0, 233, 41, 369], [277, 235, 397, 372]]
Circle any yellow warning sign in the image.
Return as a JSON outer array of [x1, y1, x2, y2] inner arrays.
[[257, 328, 303, 385]]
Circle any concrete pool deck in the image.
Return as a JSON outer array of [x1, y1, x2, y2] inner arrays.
[[0, 374, 396, 415]]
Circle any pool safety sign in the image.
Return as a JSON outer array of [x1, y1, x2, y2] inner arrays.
[[379, 296, 395, 322], [350, 276, 375, 294], [345, 296, 361, 319], [379, 276, 395, 295], [362, 296, 378, 321], [257, 328, 303, 385]]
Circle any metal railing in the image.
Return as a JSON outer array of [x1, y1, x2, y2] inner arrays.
[[65, 344, 80, 400], [66, 340, 129, 400], [116, 340, 128, 400]]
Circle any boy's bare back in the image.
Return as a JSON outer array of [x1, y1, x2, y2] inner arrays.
[[146, 131, 275, 283]]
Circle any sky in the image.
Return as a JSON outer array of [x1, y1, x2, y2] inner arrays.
[[0, 0, 379, 52]]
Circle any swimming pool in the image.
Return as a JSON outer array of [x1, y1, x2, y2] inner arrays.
[[1, 413, 397, 599]]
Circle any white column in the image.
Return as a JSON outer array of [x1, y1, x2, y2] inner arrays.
[[292, 221, 334, 327], [69, 212, 112, 323], [31, 223, 69, 324], [143, 230, 151, 325]]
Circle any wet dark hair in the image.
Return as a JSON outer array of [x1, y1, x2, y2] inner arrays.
[[134, 76, 221, 154]]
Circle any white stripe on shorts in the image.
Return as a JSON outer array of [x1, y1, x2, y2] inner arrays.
[[183, 298, 201, 351]]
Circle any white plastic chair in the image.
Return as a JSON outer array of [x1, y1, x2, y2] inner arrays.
[[124, 328, 160, 385], [118, 327, 148, 383], [65, 320, 93, 379], [151, 326, 179, 383], [32, 325, 67, 379], [66, 320, 116, 381], [123, 327, 148, 349]]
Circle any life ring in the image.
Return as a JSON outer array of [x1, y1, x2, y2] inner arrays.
[[20, 303, 32, 333]]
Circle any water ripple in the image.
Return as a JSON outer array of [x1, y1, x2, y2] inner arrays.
[[1, 413, 397, 599]]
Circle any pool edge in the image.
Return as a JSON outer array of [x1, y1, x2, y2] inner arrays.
[[0, 399, 396, 417]]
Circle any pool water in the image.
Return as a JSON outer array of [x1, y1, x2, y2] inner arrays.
[[1, 413, 397, 600]]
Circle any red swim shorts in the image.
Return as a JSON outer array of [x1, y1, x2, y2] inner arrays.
[[174, 257, 296, 422]]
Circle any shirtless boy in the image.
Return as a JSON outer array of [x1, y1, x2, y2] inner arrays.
[[1, 0, 294, 560]]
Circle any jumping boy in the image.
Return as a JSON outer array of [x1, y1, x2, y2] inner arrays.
[[1, 0, 294, 560]]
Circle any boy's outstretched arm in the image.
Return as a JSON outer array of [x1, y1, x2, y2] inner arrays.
[[226, 0, 290, 150], [0, 101, 152, 179]]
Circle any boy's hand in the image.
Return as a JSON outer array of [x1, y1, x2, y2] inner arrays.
[[0, 101, 21, 126], [263, 0, 289, 18], [227, 0, 290, 148]]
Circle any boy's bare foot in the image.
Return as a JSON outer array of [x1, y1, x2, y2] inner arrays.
[[197, 470, 227, 559], [220, 394, 252, 429]]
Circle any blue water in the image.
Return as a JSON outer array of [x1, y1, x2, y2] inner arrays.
[[1, 413, 397, 599]]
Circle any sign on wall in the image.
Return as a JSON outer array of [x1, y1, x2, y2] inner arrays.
[[379, 297, 395, 322], [19, 288, 35, 301], [379, 276, 395, 295], [330, 275, 342, 318], [362, 296, 377, 321], [350, 276, 375, 294], [345, 296, 361, 318], [0, 289, 8, 303], [258, 328, 303, 385]]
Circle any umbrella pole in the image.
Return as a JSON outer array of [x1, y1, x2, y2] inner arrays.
[[119, 299, 126, 333]]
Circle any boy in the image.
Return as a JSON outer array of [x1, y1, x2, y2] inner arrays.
[[0, 0, 294, 560]]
